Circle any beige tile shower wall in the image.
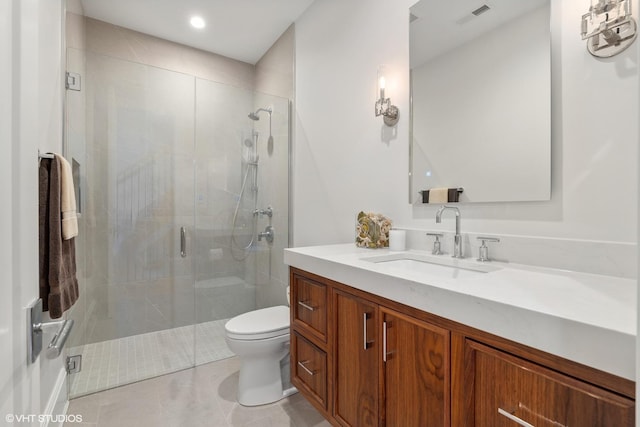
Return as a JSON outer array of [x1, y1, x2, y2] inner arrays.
[[66, 11, 86, 50], [83, 16, 255, 90], [254, 27, 294, 309], [254, 94, 291, 309], [255, 25, 295, 100]]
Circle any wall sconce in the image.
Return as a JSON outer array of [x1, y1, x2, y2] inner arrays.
[[375, 68, 399, 126], [581, 0, 637, 57]]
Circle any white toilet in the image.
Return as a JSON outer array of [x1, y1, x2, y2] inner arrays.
[[224, 304, 297, 406]]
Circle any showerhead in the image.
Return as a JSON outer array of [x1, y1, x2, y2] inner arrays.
[[248, 107, 272, 121]]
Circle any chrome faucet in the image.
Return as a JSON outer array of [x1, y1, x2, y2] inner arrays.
[[435, 206, 463, 258]]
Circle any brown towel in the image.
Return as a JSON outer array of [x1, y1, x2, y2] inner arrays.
[[39, 157, 79, 319], [447, 188, 460, 203]]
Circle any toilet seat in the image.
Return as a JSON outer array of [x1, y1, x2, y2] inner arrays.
[[225, 305, 290, 340]]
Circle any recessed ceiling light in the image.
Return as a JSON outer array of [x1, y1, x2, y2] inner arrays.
[[190, 16, 206, 29]]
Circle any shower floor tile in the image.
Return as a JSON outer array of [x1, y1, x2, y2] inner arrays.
[[69, 318, 234, 398]]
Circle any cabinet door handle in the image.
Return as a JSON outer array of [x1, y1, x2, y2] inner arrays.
[[383, 321, 388, 362], [297, 300, 315, 311], [297, 360, 316, 376], [363, 312, 372, 350], [498, 408, 535, 427]]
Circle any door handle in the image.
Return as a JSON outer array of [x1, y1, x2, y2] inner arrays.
[[180, 226, 186, 258]]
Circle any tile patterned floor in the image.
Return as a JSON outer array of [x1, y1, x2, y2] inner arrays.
[[70, 319, 234, 397], [65, 357, 331, 427]]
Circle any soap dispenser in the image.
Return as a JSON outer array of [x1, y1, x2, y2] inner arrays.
[[426, 233, 443, 255]]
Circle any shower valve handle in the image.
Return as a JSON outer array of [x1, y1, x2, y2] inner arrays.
[[258, 225, 274, 243]]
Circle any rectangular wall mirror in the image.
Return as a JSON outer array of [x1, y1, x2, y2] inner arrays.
[[409, 0, 551, 204]]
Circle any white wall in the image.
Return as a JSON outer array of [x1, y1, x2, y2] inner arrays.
[[294, 0, 638, 249], [294, 0, 411, 246], [637, 8, 640, 422], [0, 0, 16, 420], [1, 0, 67, 424]]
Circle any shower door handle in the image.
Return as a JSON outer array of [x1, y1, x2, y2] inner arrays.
[[180, 227, 187, 258]]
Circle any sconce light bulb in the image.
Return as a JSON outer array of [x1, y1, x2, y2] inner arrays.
[[379, 76, 386, 90]]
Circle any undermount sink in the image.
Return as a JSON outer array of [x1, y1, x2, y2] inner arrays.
[[361, 252, 501, 279]]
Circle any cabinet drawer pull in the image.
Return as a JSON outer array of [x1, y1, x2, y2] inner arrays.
[[297, 300, 315, 311], [498, 408, 535, 427], [297, 360, 316, 376], [383, 321, 388, 362], [363, 312, 373, 350]]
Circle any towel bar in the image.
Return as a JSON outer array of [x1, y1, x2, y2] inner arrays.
[[27, 298, 75, 363], [418, 187, 464, 204], [417, 187, 464, 195], [38, 150, 55, 160]]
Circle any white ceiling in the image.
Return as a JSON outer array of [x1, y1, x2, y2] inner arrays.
[[75, 0, 315, 64]]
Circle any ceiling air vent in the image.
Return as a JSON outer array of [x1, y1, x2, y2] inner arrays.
[[472, 5, 491, 16]]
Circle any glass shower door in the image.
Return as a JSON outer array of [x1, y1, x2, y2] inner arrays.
[[65, 51, 197, 398]]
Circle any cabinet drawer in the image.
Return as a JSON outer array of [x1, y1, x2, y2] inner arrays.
[[292, 332, 327, 409], [466, 340, 634, 427], [292, 273, 327, 341]]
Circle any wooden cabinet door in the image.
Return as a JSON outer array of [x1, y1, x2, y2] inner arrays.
[[381, 308, 450, 427], [334, 290, 379, 427], [466, 340, 634, 427]]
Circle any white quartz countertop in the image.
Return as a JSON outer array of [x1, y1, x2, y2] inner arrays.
[[284, 244, 636, 381]]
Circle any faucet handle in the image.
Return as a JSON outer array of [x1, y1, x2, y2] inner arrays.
[[426, 233, 443, 255], [476, 236, 500, 262]]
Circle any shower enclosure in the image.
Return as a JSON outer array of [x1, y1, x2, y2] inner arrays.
[[64, 46, 290, 397]]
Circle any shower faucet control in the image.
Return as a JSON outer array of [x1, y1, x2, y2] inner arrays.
[[254, 206, 273, 218], [258, 225, 274, 243]]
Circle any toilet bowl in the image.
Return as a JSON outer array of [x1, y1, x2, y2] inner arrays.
[[224, 305, 297, 406]]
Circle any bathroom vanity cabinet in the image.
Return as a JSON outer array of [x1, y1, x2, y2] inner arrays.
[[464, 340, 633, 426], [290, 267, 635, 427]]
